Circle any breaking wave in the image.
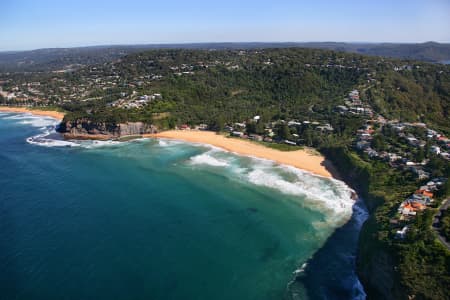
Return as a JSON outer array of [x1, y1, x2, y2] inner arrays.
[[187, 149, 355, 223], [190, 152, 230, 167], [4, 112, 366, 298], [2, 113, 132, 149], [157, 139, 184, 147], [4, 113, 59, 128]]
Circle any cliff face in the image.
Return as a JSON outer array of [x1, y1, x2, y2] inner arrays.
[[357, 216, 401, 300], [321, 146, 402, 299], [58, 119, 157, 139]]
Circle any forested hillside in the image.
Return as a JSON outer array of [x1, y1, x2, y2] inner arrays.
[[2, 47, 450, 299], [4, 48, 447, 131]]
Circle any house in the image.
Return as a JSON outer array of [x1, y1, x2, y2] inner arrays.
[[406, 137, 419, 146], [399, 205, 417, 216], [366, 149, 379, 158], [348, 90, 360, 100], [395, 226, 409, 239], [409, 167, 430, 180], [430, 146, 441, 155], [409, 194, 432, 205], [317, 124, 334, 132], [387, 153, 402, 162], [398, 201, 424, 215], [441, 152, 450, 160], [415, 189, 434, 198], [392, 124, 405, 132], [284, 140, 297, 146], [335, 105, 348, 113], [180, 124, 190, 130], [288, 120, 302, 126], [196, 124, 208, 130], [249, 134, 263, 142], [356, 140, 371, 150], [231, 131, 243, 137]]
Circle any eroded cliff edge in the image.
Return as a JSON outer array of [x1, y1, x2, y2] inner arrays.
[[58, 118, 157, 139]]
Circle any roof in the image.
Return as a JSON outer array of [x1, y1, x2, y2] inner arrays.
[[415, 189, 434, 198]]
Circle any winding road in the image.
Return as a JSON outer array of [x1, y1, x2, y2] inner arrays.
[[432, 198, 450, 250]]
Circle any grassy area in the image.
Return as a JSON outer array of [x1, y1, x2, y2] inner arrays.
[[28, 105, 67, 113], [262, 142, 304, 151], [224, 134, 304, 151]]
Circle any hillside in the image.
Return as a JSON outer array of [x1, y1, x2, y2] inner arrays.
[[0, 42, 449, 72], [2, 48, 448, 131], [1, 47, 449, 299]]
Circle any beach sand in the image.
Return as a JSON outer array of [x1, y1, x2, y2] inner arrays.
[[0, 107, 337, 178], [0, 106, 65, 121], [145, 130, 338, 178]]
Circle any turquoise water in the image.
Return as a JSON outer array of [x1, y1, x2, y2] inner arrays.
[[0, 113, 367, 299]]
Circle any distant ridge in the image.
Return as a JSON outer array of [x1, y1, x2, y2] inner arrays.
[[1, 42, 449, 71]]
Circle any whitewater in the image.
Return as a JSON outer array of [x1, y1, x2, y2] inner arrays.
[[0, 112, 367, 299]]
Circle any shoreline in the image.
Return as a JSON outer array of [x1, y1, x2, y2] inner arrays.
[[0, 106, 65, 121], [0, 107, 338, 179], [144, 130, 337, 179]]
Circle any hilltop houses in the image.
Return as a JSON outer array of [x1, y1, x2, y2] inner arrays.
[[393, 177, 446, 239]]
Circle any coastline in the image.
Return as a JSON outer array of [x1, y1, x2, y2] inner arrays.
[[0, 107, 337, 179], [0, 106, 65, 121], [144, 130, 336, 178]]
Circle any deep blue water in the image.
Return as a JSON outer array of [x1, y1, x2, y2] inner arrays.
[[0, 113, 367, 299]]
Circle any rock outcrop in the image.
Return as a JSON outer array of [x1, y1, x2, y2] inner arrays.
[[58, 118, 157, 139]]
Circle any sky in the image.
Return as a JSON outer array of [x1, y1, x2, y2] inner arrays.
[[1, 0, 449, 51]]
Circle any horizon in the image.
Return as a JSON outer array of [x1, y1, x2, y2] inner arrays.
[[1, 0, 449, 51], [1, 40, 449, 53]]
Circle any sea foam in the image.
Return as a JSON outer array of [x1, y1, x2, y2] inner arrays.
[[2, 113, 127, 149], [189, 149, 232, 167], [187, 149, 355, 223], [4, 113, 58, 127]]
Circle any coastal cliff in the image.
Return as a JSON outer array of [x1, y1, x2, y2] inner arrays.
[[58, 118, 157, 139], [322, 146, 403, 299]]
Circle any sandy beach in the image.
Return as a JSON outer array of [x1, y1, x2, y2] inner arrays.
[[0, 107, 336, 178], [0, 106, 65, 121], [145, 130, 336, 178]]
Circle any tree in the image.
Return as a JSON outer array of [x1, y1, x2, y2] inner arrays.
[[414, 148, 425, 162], [210, 115, 225, 132], [276, 124, 291, 140], [372, 134, 386, 151]]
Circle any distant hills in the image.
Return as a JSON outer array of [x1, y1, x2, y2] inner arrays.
[[0, 42, 449, 71]]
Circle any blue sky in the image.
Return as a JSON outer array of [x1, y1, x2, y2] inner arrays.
[[1, 0, 449, 51]]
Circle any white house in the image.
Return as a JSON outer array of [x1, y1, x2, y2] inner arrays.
[[430, 146, 441, 155]]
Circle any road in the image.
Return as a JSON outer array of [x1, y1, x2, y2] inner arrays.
[[432, 198, 450, 250]]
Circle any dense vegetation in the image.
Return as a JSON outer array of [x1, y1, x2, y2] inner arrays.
[[1, 42, 449, 72], [1, 47, 449, 299], [21, 48, 444, 134], [323, 145, 450, 300], [441, 208, 450, 242]]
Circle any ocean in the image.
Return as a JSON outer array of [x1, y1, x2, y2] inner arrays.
[[0, 112, 368, 300]]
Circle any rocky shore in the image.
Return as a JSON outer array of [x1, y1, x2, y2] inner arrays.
[[58, 119, 157, 139]]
